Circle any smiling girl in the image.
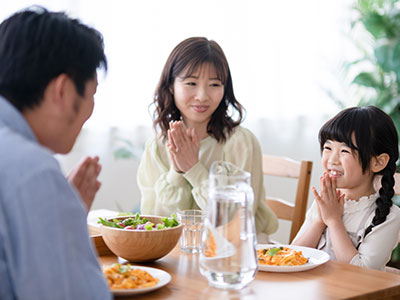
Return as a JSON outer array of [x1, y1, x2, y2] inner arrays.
[[293, 106, 400, 270], [137, 37, 278, 242]]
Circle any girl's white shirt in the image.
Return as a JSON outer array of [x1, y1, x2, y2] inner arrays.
[[293, 193, 400, 270]]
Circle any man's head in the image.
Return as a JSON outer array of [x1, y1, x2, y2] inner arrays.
[[0, 7, 107, 153], [0, 6, 107, 111]]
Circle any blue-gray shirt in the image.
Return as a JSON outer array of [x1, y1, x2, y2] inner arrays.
[[0, 96, 111, 300]]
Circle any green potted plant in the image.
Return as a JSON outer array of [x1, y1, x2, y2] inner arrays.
[[339, 0, 399, 145], [337, 0, 400, 268]]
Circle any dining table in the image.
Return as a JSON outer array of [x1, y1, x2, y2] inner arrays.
[[91, 234, 400, 300]]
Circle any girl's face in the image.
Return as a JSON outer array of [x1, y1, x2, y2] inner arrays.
[[321, 139, 376, 200], [172, 63, 224, 130]]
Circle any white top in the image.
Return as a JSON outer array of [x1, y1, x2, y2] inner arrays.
[[294, 193, 400, 270], [137, 126, 278, 240]]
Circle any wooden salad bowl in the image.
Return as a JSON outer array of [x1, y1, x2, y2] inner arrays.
[[100, 215, 183, 262]]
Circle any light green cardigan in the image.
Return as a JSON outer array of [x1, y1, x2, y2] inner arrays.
[[137, 126, 278, 239]]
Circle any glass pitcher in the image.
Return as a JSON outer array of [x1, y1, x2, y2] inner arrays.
[[199, 161, 258, 290]]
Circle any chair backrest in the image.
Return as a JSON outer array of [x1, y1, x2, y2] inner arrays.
[[262, 154, 313, 243]]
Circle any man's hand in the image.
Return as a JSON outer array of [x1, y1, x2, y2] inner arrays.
[[67, 156, 101, 211]]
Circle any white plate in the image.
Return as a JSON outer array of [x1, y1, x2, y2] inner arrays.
[[257, 244, 330, 272], [110, 265, 171, 296]]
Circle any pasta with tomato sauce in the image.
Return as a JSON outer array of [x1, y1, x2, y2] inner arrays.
[[103, 263, 159, 289], [257, 246, 308, 266]]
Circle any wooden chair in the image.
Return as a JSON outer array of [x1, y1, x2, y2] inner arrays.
[[262, 154, 313, 243]]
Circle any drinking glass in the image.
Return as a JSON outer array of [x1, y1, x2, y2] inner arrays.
[[176, 209, 205, 253], [199, 161, 258, 290]]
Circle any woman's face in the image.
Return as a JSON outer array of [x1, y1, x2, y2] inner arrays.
[[172, 63, 224, 129]]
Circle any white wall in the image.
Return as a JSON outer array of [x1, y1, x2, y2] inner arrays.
[[0, 0, 353, 131]]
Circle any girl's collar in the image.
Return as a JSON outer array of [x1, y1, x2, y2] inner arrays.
[[344, 192, 378, 202], [343, 192, 379, 212]]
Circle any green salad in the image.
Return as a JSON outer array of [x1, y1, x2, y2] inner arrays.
[[98, 212, 179, 231]]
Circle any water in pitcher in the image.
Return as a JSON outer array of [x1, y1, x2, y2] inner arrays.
[[200, 162, 258, 290]]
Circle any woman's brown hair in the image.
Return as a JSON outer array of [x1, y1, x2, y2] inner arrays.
[[152, 37, 244, 143]]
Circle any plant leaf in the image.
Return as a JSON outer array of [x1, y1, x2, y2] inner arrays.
[[362, 12, 387, 39], [393, 40, 400, 74], [375, 43, 393, 72], [352, 72, 381, 88], [380, 96, 400, 112]]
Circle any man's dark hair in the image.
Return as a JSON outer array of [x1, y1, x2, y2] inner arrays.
[[0, 6, 107, 111]]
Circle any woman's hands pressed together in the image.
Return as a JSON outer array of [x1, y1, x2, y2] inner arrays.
[[167, 121, 200, 173]]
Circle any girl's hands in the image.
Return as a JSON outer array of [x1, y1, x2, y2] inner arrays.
[[67, 156, 102, 211], [312, 172, 345, 227], [167, 121, 200, 173], [310, 173, 358, 263]]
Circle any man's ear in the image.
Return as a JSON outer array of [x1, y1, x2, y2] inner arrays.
[[371, 153, 390, 173], [39, 74, 70, 116], [52, 74, 69, 108]]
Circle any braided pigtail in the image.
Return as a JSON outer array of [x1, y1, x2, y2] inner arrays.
[[363, 163, 396, 238]]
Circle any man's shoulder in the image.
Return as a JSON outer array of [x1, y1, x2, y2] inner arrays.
[[0, 128, 60, 184]]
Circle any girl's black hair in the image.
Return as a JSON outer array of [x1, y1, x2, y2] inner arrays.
[[319, 106, 399, 240], [152, 37, 244, 143]]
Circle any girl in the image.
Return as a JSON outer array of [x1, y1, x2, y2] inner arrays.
[[138, 37, 278, 242], [293, 106, 400, 270]]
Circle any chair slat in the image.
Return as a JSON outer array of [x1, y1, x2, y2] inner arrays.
[[263, 154, 313, 243], [262, 155, 301, 178]]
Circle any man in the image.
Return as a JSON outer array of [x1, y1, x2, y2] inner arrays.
[[0, 7, 111, 299]]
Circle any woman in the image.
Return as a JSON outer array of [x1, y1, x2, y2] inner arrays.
[[138, 37, 278, 242]]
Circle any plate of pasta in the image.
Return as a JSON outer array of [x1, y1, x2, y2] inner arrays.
[[103, 263, 171, 295], [256, 244, 329, 272]]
